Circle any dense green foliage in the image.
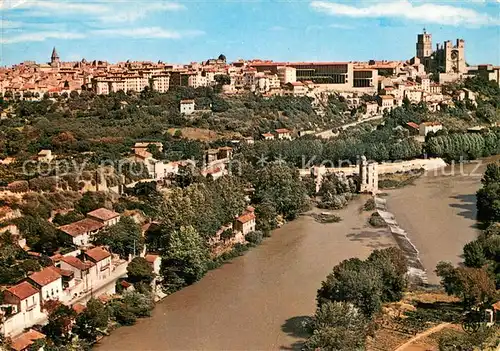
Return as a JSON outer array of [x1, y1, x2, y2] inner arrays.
[[426, 131, 500, 161], [477, 162, 500, 223], [92, 216, 144, 259], [317, 247, 407, 318], [127, 257, 155, 286], [160, 226, 210, 293], [318, 173, 356, 209], [73, 298, 109, 342], [304, 301, 367, 351], [253, 163, 310, 220], [435, 261, 496, 308]]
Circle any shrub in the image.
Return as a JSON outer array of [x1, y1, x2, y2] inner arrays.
[[363, 198, 376, 211], [245, 231, 263, 245], [368, 212, 387, 227]]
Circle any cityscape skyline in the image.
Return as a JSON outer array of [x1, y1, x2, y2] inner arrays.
[[1, 0, 500, 66]]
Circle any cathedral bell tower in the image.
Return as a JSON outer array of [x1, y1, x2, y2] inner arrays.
[[50, 47, 60, 68]]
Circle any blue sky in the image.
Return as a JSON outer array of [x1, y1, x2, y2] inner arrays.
[[1, 0, 499, 66]]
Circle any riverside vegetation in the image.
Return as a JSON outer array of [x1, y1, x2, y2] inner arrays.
[[303, 163, 500, 350]]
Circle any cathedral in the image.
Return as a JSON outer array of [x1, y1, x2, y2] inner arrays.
[[415, 30, 466, 79]]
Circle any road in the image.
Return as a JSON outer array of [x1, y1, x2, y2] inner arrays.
[[315, 114, 383, 139]]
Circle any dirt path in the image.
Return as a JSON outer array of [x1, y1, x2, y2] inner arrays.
[[394, 323, 451, 351]]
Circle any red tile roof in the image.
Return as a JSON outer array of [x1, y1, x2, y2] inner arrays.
[[72, 303, 86, 315], [406, 122, 419, 130], [85, 247, 111, 262], [275, 128, 290, 134], [145, 254, 160, 264], [11, 329, 45, 351], [59, 218, 104, 237], [29, 267, 61, 287], [262, 133, 274, 138], [134, 149, 152, 160], [50, 266, 74, 278], [61, 255, 94, 271], [236, 211, 256, 224], [87, 208, 120, 222], [6, 281, 39, 301]]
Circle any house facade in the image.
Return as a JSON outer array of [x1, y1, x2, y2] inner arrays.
[[1, 282, 44, 337], [234, 207, 256, 236], [84, 247, 112, 281], [27, 267, 64, 302], [86, 208, 120, 227], [59, 218, 104, 246]]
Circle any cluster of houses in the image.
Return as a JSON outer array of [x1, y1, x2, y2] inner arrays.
[[0, 189, 259, 349], [0, 207, 126, 346], [130, 142, 235, 182]]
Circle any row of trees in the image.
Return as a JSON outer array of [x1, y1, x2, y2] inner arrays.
[[426, 131, 500, 161]]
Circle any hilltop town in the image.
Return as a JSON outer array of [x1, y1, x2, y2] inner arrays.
[[0, 30, 499, 351]]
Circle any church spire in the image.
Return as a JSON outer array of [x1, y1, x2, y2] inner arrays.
[[51, 47, 59, 60]]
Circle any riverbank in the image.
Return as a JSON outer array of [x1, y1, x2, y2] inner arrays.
[[95, 196, 397, 350], [385, 155, 500, 284]]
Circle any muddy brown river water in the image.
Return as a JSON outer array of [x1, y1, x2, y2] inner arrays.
[[96, 156, 498, 350]]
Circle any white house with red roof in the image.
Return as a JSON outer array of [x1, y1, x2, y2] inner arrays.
[[1, 281, 45, 337], [84, 247, 112, 281], [234, 207, 256, 236], [27, 267, 63, 302], [145, 254, 161, 275], [59, 255, 97, 297], [59, 218, 104, 247], [180, 99, 195, 115], [86, 208, 120, 227], [275, 128, 292, 140], [261, 132, 275, 141]]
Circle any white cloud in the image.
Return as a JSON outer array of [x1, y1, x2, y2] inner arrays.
[[4, 0, 186, 23], [91, 27, 204, 39], [1, 19, 23, 28], [1, 31, 85, 44], [329, 23, 355, 29], [310, 0, 500, 27], [269, 26, 286, 31]]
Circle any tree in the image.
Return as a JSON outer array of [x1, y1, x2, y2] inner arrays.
[[121, 291, 154, 317], [435, 262, 496, 308], [42, 302, 76, 345], [476, 182, 500, 222], [93, 216, 144, 259], [367, 248, 408, 302], [463, 240, 487, 268], [75, 192, 106, 214], [127, 257, 155, 286], [304, 301, 367, 351], [481, 162, 500, 185], [317, 258, 384, 318], [73, 298, 109, 341], [160, 226, 209, 293], [214, 74, 231, 86], [254, 164, 309, 220]]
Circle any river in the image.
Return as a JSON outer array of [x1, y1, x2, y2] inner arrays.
[[385, 156, 499, 284], [96, 157, 497, 350], [96, 196, 396, 350]]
